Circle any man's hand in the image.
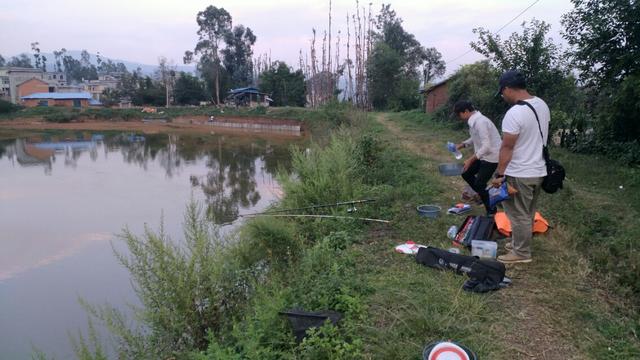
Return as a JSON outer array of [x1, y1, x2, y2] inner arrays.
[[456, 143, 465, 150], [491, 175, 505, 188], [463, 157, 476, 172]]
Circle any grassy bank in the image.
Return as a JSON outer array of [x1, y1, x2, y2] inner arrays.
[[0, 102, 352, 125], [70, 107, 639, 359]]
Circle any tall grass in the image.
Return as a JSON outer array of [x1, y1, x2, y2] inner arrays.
[[72, 203, 255, 358]]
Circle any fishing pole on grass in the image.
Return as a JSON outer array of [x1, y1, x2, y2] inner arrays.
[[243, 214, 390, 223], [238, 199, 376, 217]]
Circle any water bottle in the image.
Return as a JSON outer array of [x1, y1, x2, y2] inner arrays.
[[447, 142, 463, 160], [447, 225, 458, 240]]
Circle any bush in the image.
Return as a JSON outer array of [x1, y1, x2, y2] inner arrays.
[[44, 112, 78, 123], [280, 130, 365, 211], [0, 99, 21, 114], [74, 203, 256, 358], [243, 217, 301, 269]]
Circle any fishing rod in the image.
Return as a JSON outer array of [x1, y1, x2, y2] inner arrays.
[[238, 199, 376, 217], [244, 214, 390, 224]]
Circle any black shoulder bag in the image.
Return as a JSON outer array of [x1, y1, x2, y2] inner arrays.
[[516, 100, 566, 194]]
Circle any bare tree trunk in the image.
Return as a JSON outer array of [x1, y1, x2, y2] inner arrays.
[[310, 29, 318, 108], [328, 0, 332, 76], [321, 30, 327, 104], [215, 62, 220, 105], [347, 13, 353, 103]]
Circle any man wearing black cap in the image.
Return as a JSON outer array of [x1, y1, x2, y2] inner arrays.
[[491, 70, 550, 264]]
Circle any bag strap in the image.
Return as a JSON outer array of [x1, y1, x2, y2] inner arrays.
[[516, 100, 550, 162]]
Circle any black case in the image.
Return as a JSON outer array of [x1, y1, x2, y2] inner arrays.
[[453, 215, 496, 248]]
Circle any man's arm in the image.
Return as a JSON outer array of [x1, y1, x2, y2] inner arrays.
[[491, 132, 518, 186]]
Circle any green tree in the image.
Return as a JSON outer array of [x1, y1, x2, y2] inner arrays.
[[222, 25, 257, 88], [374, 4, 423, 72], [442, 60, 507, 124], [420, 47, 446, 87], [470, 19, 579, 113], [367, 42, 404, 110], [0, 54, 5, 67], [173, 72, 207, 105], [185, 6, 232, 104], [259, 61, 306, 107], [62, 50, 98, 83], [31, 42, 47, 71], [368, 4, 431, 110], [562, 0, 640, 144], [7, 54, 33, 68], [132, 76, 165, 106], [53, 48, 66, 72], [562, 0, 640, 88]]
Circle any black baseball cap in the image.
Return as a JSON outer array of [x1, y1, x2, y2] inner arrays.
[[496, 70, 526, 97]]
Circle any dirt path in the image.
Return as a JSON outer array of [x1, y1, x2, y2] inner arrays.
[[375, 113, 589, 360]]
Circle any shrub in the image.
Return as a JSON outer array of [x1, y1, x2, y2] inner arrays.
[[0, 99, 21, 114], [74, 203, 256, 358], [243, 216, 301, 268], [44, 112, 78, 123], [280, 130, 365, 210]]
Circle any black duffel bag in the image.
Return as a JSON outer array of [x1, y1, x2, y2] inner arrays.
[[415, 247, 477, 274]]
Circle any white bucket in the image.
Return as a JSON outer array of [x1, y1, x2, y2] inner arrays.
[[471, 240, 497, 259]]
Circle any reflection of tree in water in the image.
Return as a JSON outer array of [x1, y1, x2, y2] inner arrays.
[[197, 138, 261, 224], [111, 134, 182, 177]]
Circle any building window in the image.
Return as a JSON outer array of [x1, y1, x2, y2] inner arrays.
[[38, 100, 48, 107], [53, 74, 57, 79], [48, 87, 55, 93], [73, 99, 81, 108], [60, 75, 64, 80]]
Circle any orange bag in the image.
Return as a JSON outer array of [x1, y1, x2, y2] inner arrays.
[[494, 212, 549, 237]]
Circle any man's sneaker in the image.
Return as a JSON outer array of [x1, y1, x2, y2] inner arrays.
[[504, 241, 513, 251], [497, 252, 532, 264]]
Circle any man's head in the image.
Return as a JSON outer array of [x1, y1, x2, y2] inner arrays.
[[497, 70, 527, 104], [453, 100, 475, 121]]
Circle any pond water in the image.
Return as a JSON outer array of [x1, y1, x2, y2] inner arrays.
[[0, 131, 299, 359]]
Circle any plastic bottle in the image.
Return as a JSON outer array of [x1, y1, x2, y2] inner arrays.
[[447, 225, 458, 239], [447, 142, 463, 160]]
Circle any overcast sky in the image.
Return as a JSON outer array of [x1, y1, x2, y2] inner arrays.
[[0, 0, 574, 76]]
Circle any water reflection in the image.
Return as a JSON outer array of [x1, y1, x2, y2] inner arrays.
[[0, 132, 294, 226], [0, 131, 297, 359]]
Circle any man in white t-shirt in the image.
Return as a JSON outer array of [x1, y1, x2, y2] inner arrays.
[[491, 70, 549, 264], [453, 100, 501, 215]]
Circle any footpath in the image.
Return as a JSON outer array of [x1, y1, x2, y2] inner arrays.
[[360, 113, 639, 360]]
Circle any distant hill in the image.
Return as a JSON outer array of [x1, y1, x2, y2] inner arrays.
[[9, 50, 195, 76]]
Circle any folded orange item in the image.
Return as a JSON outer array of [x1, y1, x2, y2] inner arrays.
[[494, 211, 549, 236]]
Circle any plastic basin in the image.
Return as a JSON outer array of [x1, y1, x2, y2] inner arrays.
[[438, 163, 464, 176], [417, 205, 441, 218], [422, 341, 477, 360]]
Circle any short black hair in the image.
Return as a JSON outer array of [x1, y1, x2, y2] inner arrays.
[[453, 100, 475, 114]]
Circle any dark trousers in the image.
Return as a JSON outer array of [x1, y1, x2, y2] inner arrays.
[[461, 160, 498, 214]]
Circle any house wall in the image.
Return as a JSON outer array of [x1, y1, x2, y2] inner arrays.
[[17, 79, 51, 98], [0, 68, 45, 103], [424, 83, 449, 113]]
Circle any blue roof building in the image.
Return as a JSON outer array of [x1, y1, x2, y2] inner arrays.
[[227, 87, 273, 107]]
